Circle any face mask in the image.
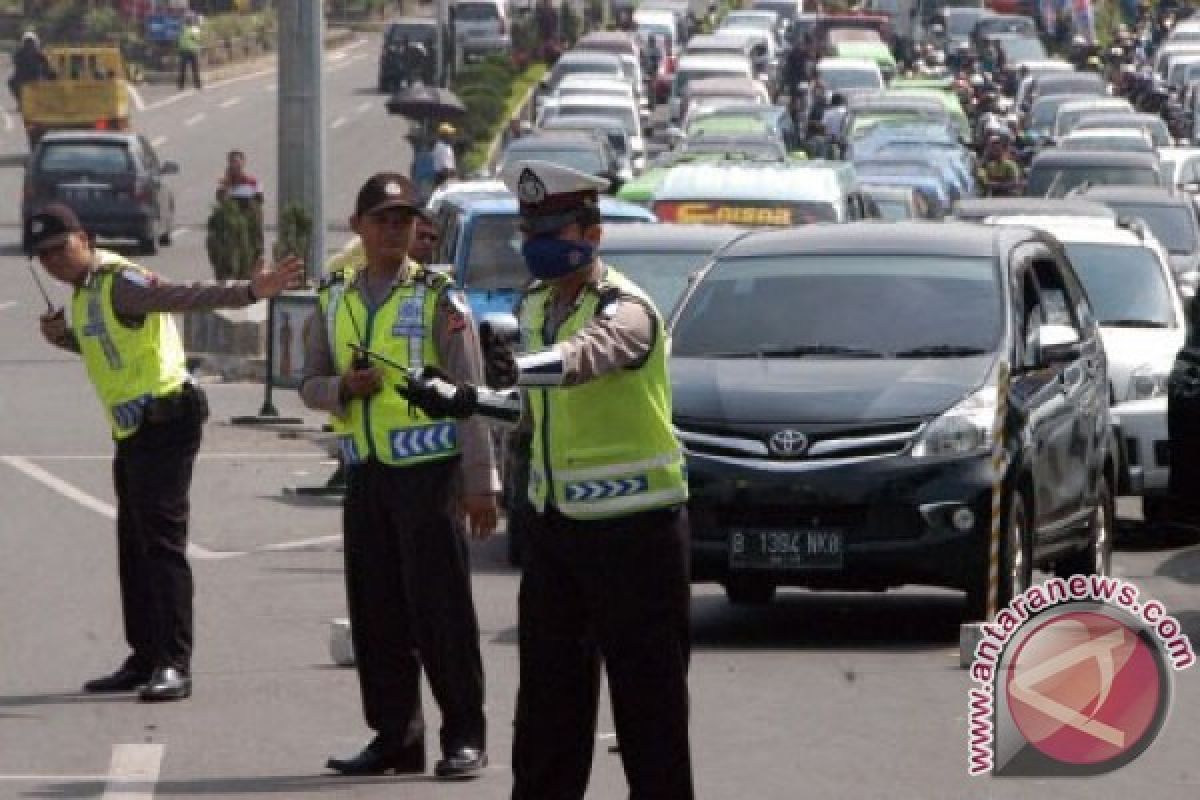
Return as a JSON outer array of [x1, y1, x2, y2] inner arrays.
[[521, 236, 595, 281]]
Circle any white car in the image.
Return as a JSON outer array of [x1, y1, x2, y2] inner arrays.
[[539, 93, 647, 172], [668, 53, 755, 124], [985, 215, 1186, 503], [1156, 146, 1200, 190], [1052, 97, 1134, 140], [816, 56, 884, 95], [1059, 128, 1155, 154], [540, 75, 645, 125]]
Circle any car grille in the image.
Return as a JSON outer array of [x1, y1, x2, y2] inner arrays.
[[675, 419, 925, 468]]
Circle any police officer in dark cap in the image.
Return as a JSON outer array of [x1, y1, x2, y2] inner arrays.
[[29, 203, 302, 702], [399, 160, 695, 799]]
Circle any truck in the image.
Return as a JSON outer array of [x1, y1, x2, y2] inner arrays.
[[20, 46, 132, 148]]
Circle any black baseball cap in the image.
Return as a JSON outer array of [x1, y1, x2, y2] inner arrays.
[[354, 173, 428, 219], [26, 203, 85, 254]]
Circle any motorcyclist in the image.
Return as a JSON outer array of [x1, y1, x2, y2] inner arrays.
[[402, 37, 429, 87], [976, 135, 1022, 197], [9, 31, 54, 110]]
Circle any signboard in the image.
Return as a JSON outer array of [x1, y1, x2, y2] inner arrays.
[[145, 14, 183, 44], [270, 292, 320, 390], [655, 201, 798, 226]]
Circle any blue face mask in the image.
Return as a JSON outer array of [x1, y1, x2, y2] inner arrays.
[[521, 236, 595, 281]]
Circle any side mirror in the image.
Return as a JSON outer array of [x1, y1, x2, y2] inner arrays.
[[1036, 323, 1082, 365], [160, 160, 179, 175]]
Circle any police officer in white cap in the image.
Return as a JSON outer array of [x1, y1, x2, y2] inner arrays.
[[400, 160, 694, 799]]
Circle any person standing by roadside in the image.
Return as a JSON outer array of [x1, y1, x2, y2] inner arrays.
[[30, 203, 302, 702], [177, 12, 203, 91], [432, 123, 458, 188], [300, 174, 497, 779]]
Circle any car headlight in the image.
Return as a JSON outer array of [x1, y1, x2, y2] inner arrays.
[[1129, 364, 1170, 401], [911, 386, 997, 459]]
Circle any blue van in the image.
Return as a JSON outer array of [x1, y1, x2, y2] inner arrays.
[[429, 188, 657, 319]]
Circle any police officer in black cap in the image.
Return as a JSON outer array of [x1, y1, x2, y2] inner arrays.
[[29, 203, 302, 702]]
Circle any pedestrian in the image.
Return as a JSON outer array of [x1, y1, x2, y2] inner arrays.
[[432, 123, 458, 188], [399, 160, 694, 799], [299, 173, 498, 778], [9, 30, 54, 110], [177, 12, 203, 90], [216, 149, 265, 258], [30, 203, 302, 702]]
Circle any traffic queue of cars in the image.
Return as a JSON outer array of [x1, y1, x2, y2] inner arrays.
[[419, 2, 1200, 620]]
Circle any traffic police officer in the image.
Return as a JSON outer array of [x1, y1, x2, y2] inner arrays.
[[30, 203, 302, 702], [298, 173, 498, 778], [400, 161, 694, 799]]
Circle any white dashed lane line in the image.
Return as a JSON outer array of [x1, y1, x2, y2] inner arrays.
[[356, 101, 371, 114], [219, 96, 243, 109], [151, 135, 168, 147], [184, 112, 206, 126], [331, 116, 348, 129], [102, 744, 163, 800]]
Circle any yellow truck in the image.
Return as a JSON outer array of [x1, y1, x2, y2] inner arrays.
[[20, 46, 132, 147]]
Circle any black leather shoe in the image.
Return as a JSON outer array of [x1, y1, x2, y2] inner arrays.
[[435, 747, 487, 779], [138, 667, 192, 702], [326, 736, 425, 776], [83, 664, 151, 693]]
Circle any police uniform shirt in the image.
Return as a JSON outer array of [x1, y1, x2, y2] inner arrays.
[[299, 261, 500, 496], [44, 251, 259, 353]]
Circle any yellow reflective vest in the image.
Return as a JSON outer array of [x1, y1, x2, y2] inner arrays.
[[318, 262, 460, 467], [521, 267, 687, 520], [71, 251, 189, 440]]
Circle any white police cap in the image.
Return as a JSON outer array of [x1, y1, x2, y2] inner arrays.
[[500, 160, 610, 234]]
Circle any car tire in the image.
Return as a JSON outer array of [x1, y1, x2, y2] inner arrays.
[[966, 489, 1032, 621], [724, 579, 776, 606], [1054, 476, 1113, 579], [158, 228, 172, 247]]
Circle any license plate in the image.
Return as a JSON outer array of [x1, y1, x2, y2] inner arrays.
[[729, 528, 844, 570]]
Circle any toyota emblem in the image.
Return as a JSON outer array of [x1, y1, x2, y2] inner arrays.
[[768, 429, 808, 458]]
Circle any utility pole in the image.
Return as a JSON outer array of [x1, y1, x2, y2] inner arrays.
[[277, 0, 325, 280]]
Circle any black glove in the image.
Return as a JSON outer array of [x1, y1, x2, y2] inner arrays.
[[480, 323, 519, 389], [397, 366, 478, 419]]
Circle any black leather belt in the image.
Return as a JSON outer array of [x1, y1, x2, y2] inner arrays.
[[145, 383, 209, 424]]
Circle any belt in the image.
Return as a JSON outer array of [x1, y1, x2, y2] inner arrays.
[[145, 383, 209, 425]]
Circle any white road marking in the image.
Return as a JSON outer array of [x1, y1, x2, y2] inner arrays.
[[265, 83, 277, 92], [256, 534, 342, 553], [345, 37, 367, 51], [185, 112, 206, 126], [0, 455, 236, 561], [169, 227, 189, 240], [0, 301, 17, 311], [102, 744, 162, 800], [151, 135, 167, 147], [1, 110, 12, 132], [219, 96, 242, 108], [125, 81, 145, 112], [329, 51, 349, 63], [331, 116, 348, 129], [356, 101, 371, 114]]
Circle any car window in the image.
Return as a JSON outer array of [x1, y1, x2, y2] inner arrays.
[[37, 142, 133, 174], [671, 254, 1002, 357], [601, 249, 715, 312], [1027, 165, 1160, 197], [138, 136, 159, 171], [1019, 269, 1045, 368], [1182, 157, 1200, 183], [1104, 202, 1198, 254], [455, 3, 500, 21], [1062, 243, 1177, 327], [1031, 257, 1083, 334]]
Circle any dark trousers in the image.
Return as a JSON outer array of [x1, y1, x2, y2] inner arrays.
[[1168, 360, 1200, 518], [342, 458, 486, 754], [112, 402, 204, 672], [512, 506, 693, 800], [178, 51, 201, 89]]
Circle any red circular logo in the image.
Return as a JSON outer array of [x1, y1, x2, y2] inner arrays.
[[1005, 611, 1163, 767]]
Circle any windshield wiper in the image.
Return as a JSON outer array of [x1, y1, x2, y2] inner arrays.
[[705, 344, 885, 359], [893, 345, 989, 357], [1103, 319, 1170, 328]]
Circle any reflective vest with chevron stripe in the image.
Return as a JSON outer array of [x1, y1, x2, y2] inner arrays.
[[319, 261, 460, 467], [70, 251, 190, 440], [521, 266, 687, 520]]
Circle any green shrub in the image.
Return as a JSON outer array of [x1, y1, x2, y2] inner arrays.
[[207, 201, 257, 281], [275, 203, 313, 266]]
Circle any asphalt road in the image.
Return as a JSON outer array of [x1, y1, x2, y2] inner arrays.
[[0, 37, 1199, 799]]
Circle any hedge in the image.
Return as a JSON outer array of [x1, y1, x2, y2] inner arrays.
[[452, 58, 546, 175]]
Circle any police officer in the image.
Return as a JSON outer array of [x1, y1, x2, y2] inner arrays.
[[298, 174, 498, 778], [400, 161, 694, 799], [30, 203, 302, 702]]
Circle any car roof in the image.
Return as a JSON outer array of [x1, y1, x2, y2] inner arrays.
[[1034, 72, 1104, 88], [599, 222, 748, 251], [1157, 146, 1200, 163], [447, 191, 656, 219], [686, 76, 764, 93], [542, 115, 628, 132], [557, 74, 632, 88], [506, 131, 605, 150], [1062, 128, 1148, 139], [1056, 98, 1131, 111], [38, 131, 138, 145], [555, 94, 635, 109], [952, 197, 1116, 220], [818, 57, 881, 71], [556, 51, 623, 66], [718, 221, 1031, 258], [1030, 150, 1160, 168], [687, 33, 753, 49], [1075, 186, 1189, 205], [655, 161, 853, 203], [983, 215, 1148, 246], [677, 53, 754, 68]]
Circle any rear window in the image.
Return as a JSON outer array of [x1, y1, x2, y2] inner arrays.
[[1027, 165, 1161, 197], [386, 24, 436, 44], [1105, 203, 1198, 254], [500, 147, 607, 176], [454, 3, 500, 21], [37, 143, 133, 175], [551, 104, 638, 134]]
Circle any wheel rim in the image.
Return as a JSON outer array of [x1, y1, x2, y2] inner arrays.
[[1094, 496, 1112, 576], [1009, 502, 1028, 596]]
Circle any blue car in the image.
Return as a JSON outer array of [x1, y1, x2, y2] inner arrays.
[[849, 161, 953, 218], [428, 189, 657, 320]]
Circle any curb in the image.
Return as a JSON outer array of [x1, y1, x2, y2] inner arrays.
[[483, 78, 540, 173], [139, 28, 358, 85]]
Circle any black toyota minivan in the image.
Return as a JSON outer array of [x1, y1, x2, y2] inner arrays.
[[669, 222, 1117, 620]]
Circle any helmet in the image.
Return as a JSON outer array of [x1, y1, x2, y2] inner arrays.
[[438, 122, 457, 136], [21, 30, 38, 46]]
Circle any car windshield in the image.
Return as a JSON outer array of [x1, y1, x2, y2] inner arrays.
[[1105, 202, 1198, 254], [945, 12, 982, 35], [455, 3, 499, 20], [1027, 165, 1160, 197], [602, 249, 716, 312], [1055, 104, 1130, 136], [552, 104, 638, 134], [1076, 116, 1171, 146], [559, 84, 628, 99], [820, 67, 882, 90], [1060, 134, 1151, 153], [552, 62, 620, 86], [463, 215, 526, 291], [500, 147, 607, 176], [385, 25, 436, 44], [873, 197, 913, 220], [675, 67, 749, 94], [672, 254, 1001, 357], [999, 37, 1046, 62], [1029, 96, 1078, 132], [38, 143, 132, 174], [1063, 243, 1177, 327]]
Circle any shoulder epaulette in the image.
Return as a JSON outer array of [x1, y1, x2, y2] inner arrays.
[[318, 270, 347, 291], [421, 267, 452, 290]]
